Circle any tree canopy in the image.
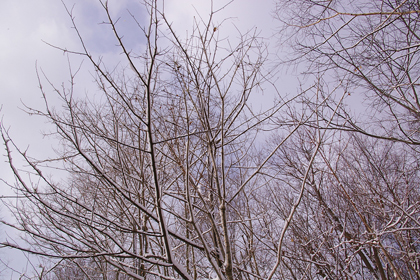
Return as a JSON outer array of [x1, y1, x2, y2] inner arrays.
[[1, 0, 420, 279]]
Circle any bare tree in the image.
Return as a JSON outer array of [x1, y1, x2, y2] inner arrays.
[[276, 0, 420, 145], [269, 0, 420, 279], [266, 125, 420, 279], [5, 0, 417, 279], [0, 0, 309, 279]]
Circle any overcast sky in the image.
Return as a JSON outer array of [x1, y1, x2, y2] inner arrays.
[[0, 0, 286, 277], [0, 0, 279, 153]]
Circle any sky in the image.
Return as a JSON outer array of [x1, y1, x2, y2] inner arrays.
[[0, 0, 285, 278]]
